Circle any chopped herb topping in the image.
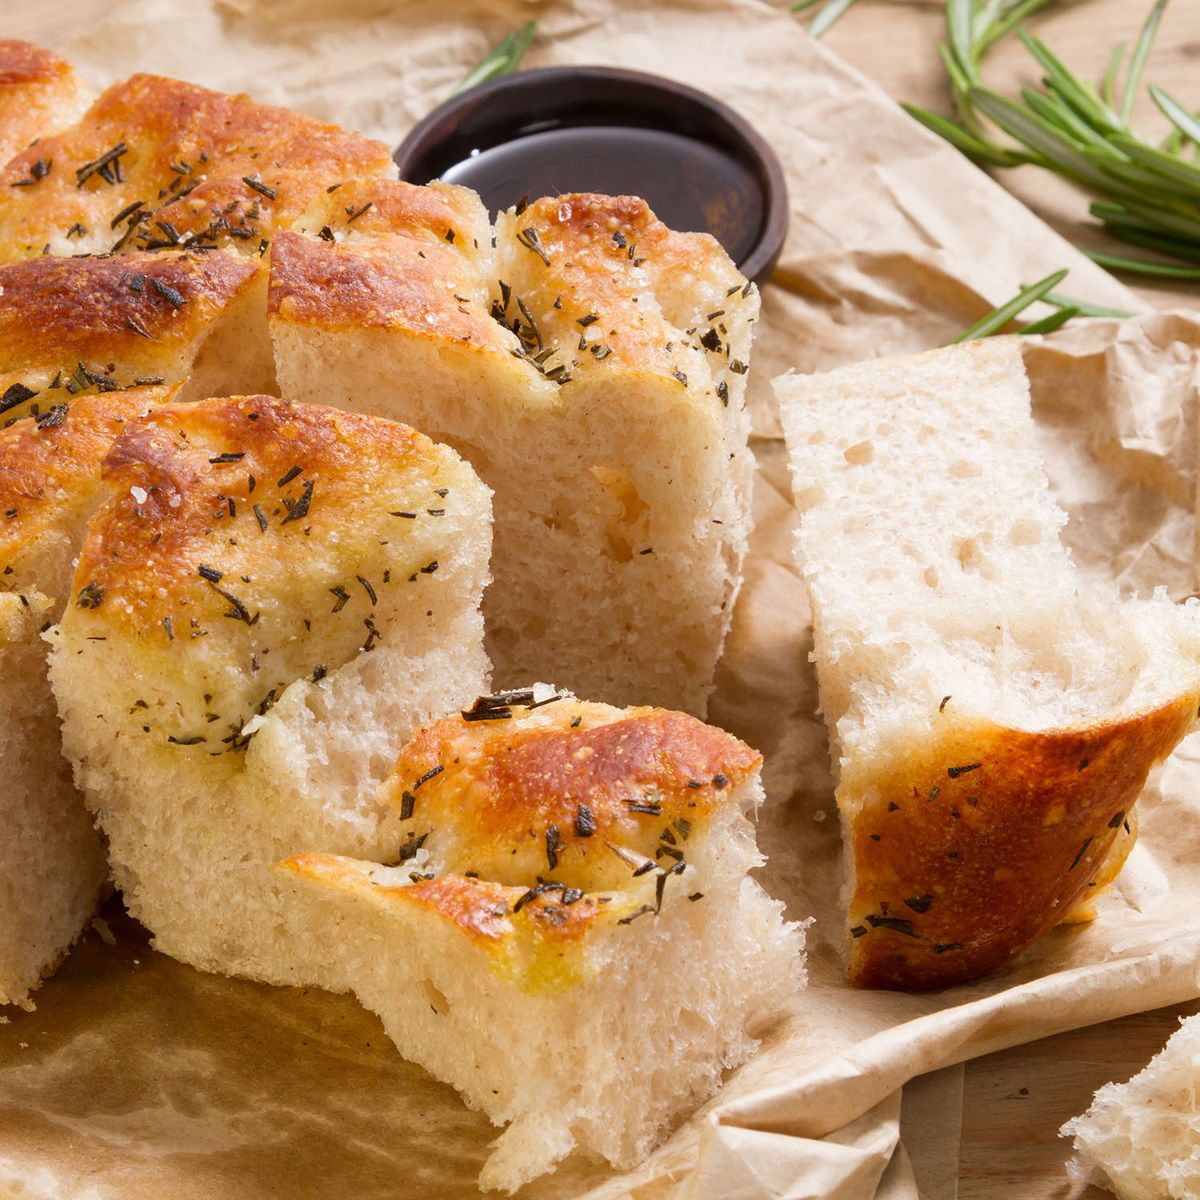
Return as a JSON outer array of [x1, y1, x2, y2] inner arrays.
[[197, 564, 223, 583], [546, 825, 563, 871], [252, 503, 269, 532], [399, 791, 415, 821], [516, 226, 551, 265], [574, 803, 596, 838], [617, 904, 655, 926], [1108, 810, 1125, 829], [76, 142, 127, 187], [1, 383, 37, 414], [77, 581, 105, 609], [209, 451, 245, 464], [948, 762, 982, 778], [934, 943, 964, 953], [242, 175, 277, 200], [412, 764, 444, 790], [149, 277, 185, 309], [34, 404, 67, 430], [280, 479, 314, 524], [1069, 837, 1093, 870], [904, 894, 933, 913], [865, 914, 918, 937]]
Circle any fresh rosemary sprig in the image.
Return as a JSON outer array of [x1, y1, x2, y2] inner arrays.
[[951, 269, 1134, 342], [791, 0, 859, 39], [904, 0, 1200, 278], [451, 20, 537, 97]]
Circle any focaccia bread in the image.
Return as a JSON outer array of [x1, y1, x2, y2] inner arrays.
[[0, 383, 174, 1007], [50, 395, 492, 985], [1063, 1014, 1200, 1199], [0, 72, 393, 262], [269, 183, 756, 714], [280, 689, 803, 1192], [0, 242, 276, 1007], [0, 40, 90, 166], [776, 339, 1200, 990]]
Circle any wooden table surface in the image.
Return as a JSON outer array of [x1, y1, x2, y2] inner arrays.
[[7, 2, 1200, 1198]]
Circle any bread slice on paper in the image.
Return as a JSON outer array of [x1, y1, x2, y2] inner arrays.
[[269, 183, 756, 715], [279, 690, 804, 1193], [1063, 1014, 1200, 1199], [49, 395, 492, 985], [775, 339, 1200, 990]]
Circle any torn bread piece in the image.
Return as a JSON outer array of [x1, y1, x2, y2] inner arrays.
[[50, 395, 492, 985], [269, 185, 756, 714], [1063, 1014, 1200, 1200], [0, 40, 91, 167], [0, 72, 394, 263], [0, 383, 174, 1007], [280, 690, 803, 1193], [776, 339, 1200, 990]]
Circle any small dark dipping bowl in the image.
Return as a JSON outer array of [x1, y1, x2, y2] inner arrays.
[[394, 66, 788, 284]]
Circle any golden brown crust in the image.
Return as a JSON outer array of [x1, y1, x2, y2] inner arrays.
[[0, 250, 262, 385], [847, 697, 1199, 990], [289, 178, 485, 245], [0, 73, 393, 261], [0, 41, 85, 166], [269, 229, 501, 345], [384, 696, 760, 890], [284, 856, 609, 949], [0, 386, 174, 585], [501, 193, 737, 383], [75, 394, 433, 630]]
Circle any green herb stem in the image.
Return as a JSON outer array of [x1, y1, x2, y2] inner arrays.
[[451, 20, 537, 97], [952, 268, 1068, 342]]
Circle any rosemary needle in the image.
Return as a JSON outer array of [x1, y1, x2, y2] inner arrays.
[[952, 269, 1068, 342], [791, 0, 859, 39], [450, 20, 537, 97], [907, 0, 1200, 279]]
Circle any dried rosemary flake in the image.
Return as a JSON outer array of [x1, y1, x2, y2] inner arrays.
[[399, 791, 415, 821], [252, 503, 269, 532], [280, 479, 314, 525], [277, 465, 302, 488], [34, 404, 67, 430], [242, 175, 277, 200], [1069, 837, 1093, 870], [76, 581, 105, 609], [412, 764, 444, 791], [546, 825, 564, 871], [516, 226, 551, 265], [124, 315, 153, 339], [76, 143, 127, 187], [0, 383, 37, 414], [574, 803, 596, 838], [149, 277, 186, 309], [947, 762, 982, 779], [865, 914, 918, 937], [904, 894, 932, 914]]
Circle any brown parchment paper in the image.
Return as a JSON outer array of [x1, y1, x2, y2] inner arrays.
[[3, 1, 1200, 1197]]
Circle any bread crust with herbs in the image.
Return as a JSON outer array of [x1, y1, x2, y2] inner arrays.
[[846, 699, 1196, 989], [0, 72, 394, 262], [0, 250, 266, 398]]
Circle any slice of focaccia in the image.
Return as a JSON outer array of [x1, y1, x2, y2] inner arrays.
[[0, 72, 394, 263], [0, 242, 278, 1007], [0, 383, 174, 1006], [776, 339, 1200, 990], [50, 395, 492, 985], [269, 184, 756, 715], [280, 690, 803, 1193]]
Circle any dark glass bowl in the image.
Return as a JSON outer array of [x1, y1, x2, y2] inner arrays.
[[394, 66, 788, 284]]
